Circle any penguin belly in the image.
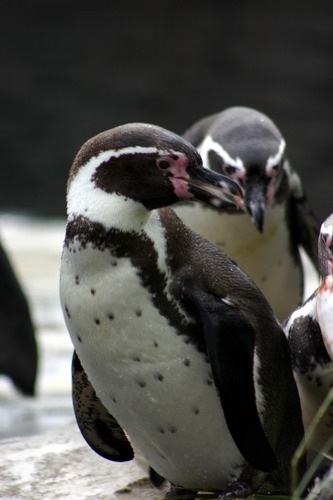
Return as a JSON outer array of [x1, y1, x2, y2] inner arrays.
[[175, 203, 301, 322], [60, 242, 247, 490], [295, 365, 333, 459]]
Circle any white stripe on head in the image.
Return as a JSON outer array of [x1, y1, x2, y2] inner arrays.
[[321, 214, 333, 236], [80, 145, 182, 172], [198, 135, 245, 171], [67, 145, 185, 225], [266, 139, 286, 171]]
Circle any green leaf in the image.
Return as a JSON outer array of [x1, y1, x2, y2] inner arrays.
[[291, 386, 333, 498]]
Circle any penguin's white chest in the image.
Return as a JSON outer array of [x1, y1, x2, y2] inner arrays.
[[59, 239, 245, 489], [175, 202, 301, 321], [295, 364, 333, 458]]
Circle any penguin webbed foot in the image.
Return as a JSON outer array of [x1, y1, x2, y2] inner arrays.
[[217, 481, 253, 498], [163, 483, 197, 498]]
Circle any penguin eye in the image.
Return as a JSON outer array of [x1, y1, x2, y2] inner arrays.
[[223, 165, 237, 176], [267, 161, 283, 177], [157, 159, 171, 170], [271, 163, 281, 172]]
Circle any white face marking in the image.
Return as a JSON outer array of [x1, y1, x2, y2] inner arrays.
[[198, 135, 245, 172], [265, 139, 286, 171], [68, 179, 149, 232], [83, 145, 180, 167], [321, 217, 333, 237], [67, 145, 184, 231]]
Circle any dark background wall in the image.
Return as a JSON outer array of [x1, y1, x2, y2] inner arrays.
[[1, 1, 333, 222]]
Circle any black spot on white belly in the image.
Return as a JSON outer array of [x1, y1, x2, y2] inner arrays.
[[94, 318, 101, 325], [153, 372, 164, 382], [183, 358, 190, 367], [90, 289, 96, 295], [137, 379, 146, 388], [108, 313, 114, 320], [135, 309, 142, 317], [132, 356, 141, 362], [192, 407, 200, 415], [75, 275, 80, 285], [77, 335, 82, 343]]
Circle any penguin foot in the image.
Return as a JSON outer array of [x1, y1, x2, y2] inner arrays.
[[163, 483, 197, 498], [218, 481, 253, 498]]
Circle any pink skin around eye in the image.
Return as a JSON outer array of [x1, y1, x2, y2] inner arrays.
[[158, 154, 194, 200], [265, 165, 282, 205], [228, 169, 245, 182], [169, 177, 193, 200], [266, 180, 276, 205], [164, 154, 189, 176]]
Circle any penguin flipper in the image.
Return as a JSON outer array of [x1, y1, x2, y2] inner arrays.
[[289, 168, 320, 269], [72, 350, 134, 462], [188, 289, 278, 472]]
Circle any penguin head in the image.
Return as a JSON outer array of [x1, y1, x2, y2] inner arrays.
[[67, 123, 243, 216], [318, 213, 333, 277], [198, 107, 286, 233]]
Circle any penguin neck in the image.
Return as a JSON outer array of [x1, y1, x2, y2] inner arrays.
[[66, 182, 173, 276], [67, 179, 154, 233]]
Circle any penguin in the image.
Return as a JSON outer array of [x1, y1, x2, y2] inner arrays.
[[174, 106, 319, 322], [59, 122, 305, 498], [283, 213, 333, 461], [0, 240, 38, 395]]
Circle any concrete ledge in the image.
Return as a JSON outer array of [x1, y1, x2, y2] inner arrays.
[[0, 421, 159, 499]]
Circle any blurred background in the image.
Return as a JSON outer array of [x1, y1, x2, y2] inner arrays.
[[1, 0, 333, 221], [0, 1, 332, 440]]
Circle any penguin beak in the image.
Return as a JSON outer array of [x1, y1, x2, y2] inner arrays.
[[244, 178, 267, 233], [186, 164, 244, 210]]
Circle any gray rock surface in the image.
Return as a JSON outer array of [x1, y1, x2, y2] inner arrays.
[[0, 421, 159, 500]]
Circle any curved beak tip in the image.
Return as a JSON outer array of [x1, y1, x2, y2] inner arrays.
[[250, 208, 265, 233]]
